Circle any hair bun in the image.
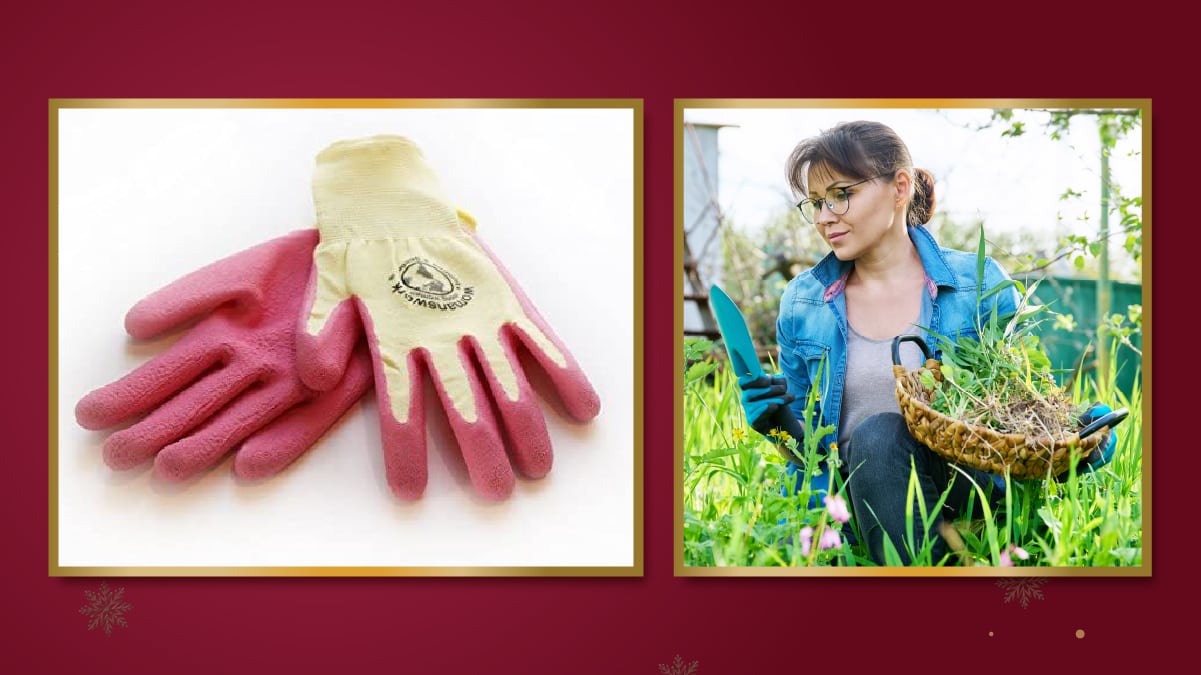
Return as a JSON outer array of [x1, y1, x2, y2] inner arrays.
[[908, 168, 936, 225]]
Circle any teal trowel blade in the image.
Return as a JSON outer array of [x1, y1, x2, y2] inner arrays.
[[709, 284, 764, 379]]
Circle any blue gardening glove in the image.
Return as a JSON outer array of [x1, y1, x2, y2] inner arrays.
[[991, 473, 1008, 493], [994, 403, 1121, 491], [1077, 402, 1120, 473], [737, 373, 795, 436], [1046, 402, 1121, 483]]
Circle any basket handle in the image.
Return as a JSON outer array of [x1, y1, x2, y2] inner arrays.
[[1079, 407, 1129, 440], [892, 334, 933, 366]]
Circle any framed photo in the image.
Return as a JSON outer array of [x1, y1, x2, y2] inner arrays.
[[53, 100, 642, 575], [676, 99, 1148, 575]]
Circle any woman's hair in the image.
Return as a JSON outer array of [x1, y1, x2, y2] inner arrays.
[[786, 120, 936, 225]]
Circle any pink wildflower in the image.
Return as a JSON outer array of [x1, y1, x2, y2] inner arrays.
[[799, 526, 814, 557], [799, 525, 842, 557], [819, 528, 842, 551], [999, 544, 1031, 567], [824, 494, 850, 524]]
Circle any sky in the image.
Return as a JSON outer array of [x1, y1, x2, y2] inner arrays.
[[683, 106, 1144, 280]]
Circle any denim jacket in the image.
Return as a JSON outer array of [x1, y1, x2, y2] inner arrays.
[[776, 225, 1020, 453]]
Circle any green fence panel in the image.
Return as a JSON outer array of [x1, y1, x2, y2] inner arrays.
[[1028, 276, 1143, 396]]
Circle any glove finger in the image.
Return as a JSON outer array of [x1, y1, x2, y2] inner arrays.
[[429, 347, 515, 500], [296, 254, 361, 391], [125, 231, 318, 339], [235, 343, 374, 480], [373, 345, 428, 500], [737, 373, 772, 389], [468, 332, 553, 479], [102, 362, 265, 470], [1078, 402, 1112, 425], [497, 321, 599, 423], [743, 382, 789, 403], [738, 373, 789, 397], [154, 378, 303, 481], [363, 311, 518, 500], [75, 334, 226, 430], [747, 399, 786, 431], [1084, 428, 1118, 472], [352, 304, 430, 500], [468, 230, 600, 422]]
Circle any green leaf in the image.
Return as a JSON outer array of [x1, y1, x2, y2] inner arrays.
[[940, 363, 958, 383], [1001, 121, 1026, 137], [976, 227, 987, 292], [684, 338, 716, 361], [920, 370, 937, 390], [697, 447, 743, 461], [685, 361, 718, 385], [1127, 304, 1142, 325], [979, 279, 1019, 304], [1038, 506, 1063, 537], [1053, 313, 1077, 332], [1025, 345, 1051, 372]]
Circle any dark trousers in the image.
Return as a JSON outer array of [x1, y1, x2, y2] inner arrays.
[[843, 412, 999, 566]]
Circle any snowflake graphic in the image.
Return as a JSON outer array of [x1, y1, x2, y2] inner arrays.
[[996, 578, 1047, 608], [79, 583, 132, 636], [659, 655, 699, 675]]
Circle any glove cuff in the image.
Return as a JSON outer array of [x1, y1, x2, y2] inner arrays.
[[313, 135, 460, 242]]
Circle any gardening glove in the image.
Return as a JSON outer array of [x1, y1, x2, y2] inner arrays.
[[1076, 402, 1120, 473], [1030, 403, 1122, 485], [738, 372, 814, 469], [736, 373, 796, 437], [76, 231, 374, 481], [296, 135, 600, 501], [991, 473, 1008, 493]]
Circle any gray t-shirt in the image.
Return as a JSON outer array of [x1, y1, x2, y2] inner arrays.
[[838, 322, 924, 449]]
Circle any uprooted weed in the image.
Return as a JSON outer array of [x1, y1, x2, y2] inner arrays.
[[919, 228, 1083, 441]]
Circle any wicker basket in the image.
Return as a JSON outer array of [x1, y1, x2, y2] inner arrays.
[[891, 336, 1111, 480]]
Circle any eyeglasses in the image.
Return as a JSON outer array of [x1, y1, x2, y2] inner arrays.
[[795, 174, 885, 224]]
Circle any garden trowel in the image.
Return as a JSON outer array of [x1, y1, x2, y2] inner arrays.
[[709, 284, 806, 442]]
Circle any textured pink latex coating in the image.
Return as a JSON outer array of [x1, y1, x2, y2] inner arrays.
[[75, 230, 373, 481], [299, 226, 601, 501], [468, 229, 601, 424]]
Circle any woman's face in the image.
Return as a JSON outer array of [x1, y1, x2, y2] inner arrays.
[[806, 164, 905, 261]]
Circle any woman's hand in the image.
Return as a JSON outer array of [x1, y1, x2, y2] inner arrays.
[[737, 373, 795, 436]]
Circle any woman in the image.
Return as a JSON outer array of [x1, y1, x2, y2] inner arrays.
[[739, 120, 1019, 565]]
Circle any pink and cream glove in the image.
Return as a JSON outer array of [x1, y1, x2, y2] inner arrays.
[[75, 230, 374, 481], [297, 135, 601, 500]]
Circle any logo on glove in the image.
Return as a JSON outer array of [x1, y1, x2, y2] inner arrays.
[[389, 258, 475, 311]]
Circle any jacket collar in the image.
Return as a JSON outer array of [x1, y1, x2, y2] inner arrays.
[[813, 225, 960, 301]]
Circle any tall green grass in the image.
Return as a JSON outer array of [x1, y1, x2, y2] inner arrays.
[[682, 337, 1143, 568]]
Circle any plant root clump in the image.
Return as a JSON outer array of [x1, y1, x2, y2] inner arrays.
[[977, 381, 1077, 440]]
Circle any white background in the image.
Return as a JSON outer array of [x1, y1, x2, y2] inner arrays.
[[56, 105, 636, 569]]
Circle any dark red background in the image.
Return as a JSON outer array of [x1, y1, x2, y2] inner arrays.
[[6, 0, 1189, 670]]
